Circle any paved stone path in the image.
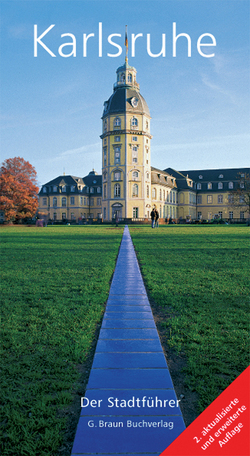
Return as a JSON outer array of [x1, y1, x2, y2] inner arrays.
[[71, 226, 185, 455]]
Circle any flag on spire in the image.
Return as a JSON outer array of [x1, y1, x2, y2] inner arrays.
[[125, 25, 128, 49], [125, 25, 128, 62]]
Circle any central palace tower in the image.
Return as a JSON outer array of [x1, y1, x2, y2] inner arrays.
[[100, 59, 152, 221]]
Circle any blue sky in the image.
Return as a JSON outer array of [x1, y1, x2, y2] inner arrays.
[[1, 0, 249, 186]]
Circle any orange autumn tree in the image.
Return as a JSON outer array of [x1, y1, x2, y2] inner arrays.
[[0, 157, 39, 222]]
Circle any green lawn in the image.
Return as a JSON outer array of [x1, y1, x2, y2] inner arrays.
[[129, 224, 250, 413], [0, 225, 123, 456], [1, 224, 249, 455]]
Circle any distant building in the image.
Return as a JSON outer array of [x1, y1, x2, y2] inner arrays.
[[38, 59, 249, 223], [38, 172, 102, 223]]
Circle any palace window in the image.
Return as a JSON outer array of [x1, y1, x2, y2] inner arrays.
[[132, 184, 138, 197], [152, 188, 156, 199], [71, 213, 75, 220], [70, 197, 75, 205], [132, 171, 138, 180], [114, 183, 121, 197], [228, 182, 233, 189], [146, 172, 149, 179], [90, 198, 94, 206], [197, 183, 201, 190], [62, 197, 66, 207], [132, 146, 138, 163], [104, 185, 106, 198], [218, 195, 223, 203], [62, 213, 66, 220], [240, 211, 245, 219], [219, 174, 224, 178], [97, 187, 101, 193], [198, 211, 202, 219], [53, 212, 57, 220], [71, 185, 75, 192], [163, 190, 165, 201], [114, 171, 121, 181], [240, 182, 244, 188], [218, 182, 223, 189], [147, 185, 149, 198], [42, 198, 47, 205], [103, 119, 107, 132], [97, 198, 101, 205], [197, 195, 202, 204], [115, 136, 120, 142], [207, 195, 213, 204], [133, 207, 139, 218], [115, 153, 120, 164], [114, 117, 121, 128], [207, 182, 212, 190], [62, 185, 66, 192], [114, 146, 121, 164], [53, 186, 57, 192], [132, 136, 137, 142], [228, 195, 233, 203], [53, 197, 57, 207], [43, 187, 47, 193], [199, 175, 203, 179], [229, 211, 233, 219], [84, 197, 86, 205], [131, 117, 138, 128], [90, 187, 94, 193], [218, 211, 223, 219], [121, 73, 125, 83], [103, 172, 107, 181], [145, 120, 149, 129], [103, 146, 107, 166], [80, 197, 83, 205], [159, 189, 162, 200], [128, 73, 132, 83]]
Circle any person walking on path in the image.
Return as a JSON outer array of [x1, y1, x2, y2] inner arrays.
[[155, 209, 159, 228], [150, 208, 155, 228]]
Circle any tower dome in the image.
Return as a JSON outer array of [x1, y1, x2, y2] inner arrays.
[[102, 61, 150, 118]]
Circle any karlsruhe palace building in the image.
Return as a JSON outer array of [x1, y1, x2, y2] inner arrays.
[[38, 59, 249, 224]]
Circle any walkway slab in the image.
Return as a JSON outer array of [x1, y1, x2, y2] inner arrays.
[[71, 226, 185, 456]]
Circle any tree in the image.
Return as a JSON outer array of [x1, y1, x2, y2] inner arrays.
[[0, 157, 39, 222], [229, 172, 250, 219]]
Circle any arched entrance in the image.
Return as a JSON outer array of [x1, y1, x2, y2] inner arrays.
[[111, 203, 123, 220]]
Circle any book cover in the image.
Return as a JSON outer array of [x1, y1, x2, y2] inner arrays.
[[1, 1, 249, 455]]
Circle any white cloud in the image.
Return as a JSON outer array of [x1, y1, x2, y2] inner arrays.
[[48, 143, 101, 162]]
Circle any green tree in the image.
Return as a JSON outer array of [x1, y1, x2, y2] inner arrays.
[[0, 157, 39, 222]]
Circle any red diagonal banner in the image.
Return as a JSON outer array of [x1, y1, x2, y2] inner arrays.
[[160, 366, 250, 456]]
